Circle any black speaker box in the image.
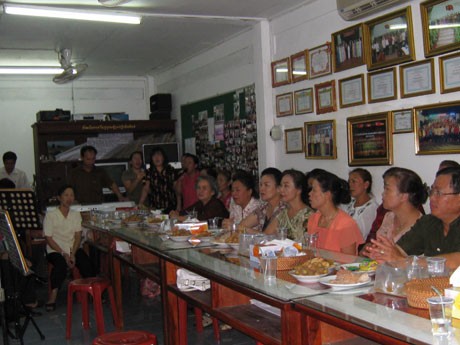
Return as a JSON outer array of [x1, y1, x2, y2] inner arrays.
[[150, 93, 172, 112], [36, 109, 71, 122]]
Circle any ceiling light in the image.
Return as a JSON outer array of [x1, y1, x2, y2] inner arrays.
[[3, 4, 142, 25], [0, 67, 64, 75]]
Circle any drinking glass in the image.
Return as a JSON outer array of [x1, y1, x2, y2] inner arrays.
[[427, 257, 447, 277], [427, 296, 453, 336], [303, 233, 318, 257], [259, 256, 277, 283]]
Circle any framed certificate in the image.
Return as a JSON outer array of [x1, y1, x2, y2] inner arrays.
[[399, 59, 435, 98], [315, 80, 336, 115], [339, 74, 365, 108], [290, 50, 308, 83], [271, 58, 291, 87], [309, 43, 332, 79], [367, 67, 397, 103], [294, 88, 314, 114], [392, 109, 414, 134], [439, 52, 460, 94], [276, 92, 294, 117], [285, 127, 304, 154]]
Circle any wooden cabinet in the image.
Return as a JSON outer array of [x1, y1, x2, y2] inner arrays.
[[32, 120, 175, 210]]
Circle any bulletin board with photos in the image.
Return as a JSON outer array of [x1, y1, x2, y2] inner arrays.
[[180, 84, 258, 177]]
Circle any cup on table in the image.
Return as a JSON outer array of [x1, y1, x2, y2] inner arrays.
[[259, 256, 277, 282], [208, 217, 220, 230], [278, 227, 287, 241], [427, 296, 453, 336], [303, 232, 318, 257], [427, 257, 447, 277], [187, 210, 198, 220]]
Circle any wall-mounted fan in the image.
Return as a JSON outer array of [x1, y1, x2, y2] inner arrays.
[[53, 49, 88, 84]]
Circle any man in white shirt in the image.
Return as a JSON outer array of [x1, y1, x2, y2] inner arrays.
[[0, 151, 30, 188]]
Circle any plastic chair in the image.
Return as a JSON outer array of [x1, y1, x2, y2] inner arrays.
[[92, 330, 158, 345]]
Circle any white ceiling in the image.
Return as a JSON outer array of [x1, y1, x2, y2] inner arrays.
[[0, 0, 316, 77]]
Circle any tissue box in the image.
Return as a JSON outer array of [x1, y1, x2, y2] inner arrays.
[[250, 244, 283, 262], [175, 221, 208, 234], [445, 287, 460, 319]]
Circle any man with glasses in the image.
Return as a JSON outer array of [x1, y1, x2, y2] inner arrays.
[[366, 167, 460, 269]]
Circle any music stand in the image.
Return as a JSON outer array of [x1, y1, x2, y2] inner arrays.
[[0, 210, 45, 344]]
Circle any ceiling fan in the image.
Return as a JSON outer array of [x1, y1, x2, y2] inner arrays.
[[53, 49, 88, 84]]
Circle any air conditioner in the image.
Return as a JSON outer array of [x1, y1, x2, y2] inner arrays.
[[337, 0, 409, 21]]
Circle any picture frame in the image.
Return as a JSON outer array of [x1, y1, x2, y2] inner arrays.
[[294, 88, 314, 114], [421, 0, 460, 57], [414, 101, 460, 155], [315, 80, 337, 115], [285, 127, 304, 154], [367, 67, 397, 103], [309, 43, 332, 79], [347, 112, 393, 166], [400, 59, 435, 98], [290, 50, 309, 83], [338, 74, 365, 108], [332, 24, 365, 73], [271, 58, 291, 87], [304, 120, 337, 159], [364, 7, 415, 71], [276, 92, 294, 117], [392, 108, 414, 134], [439, 52, 460, 94]]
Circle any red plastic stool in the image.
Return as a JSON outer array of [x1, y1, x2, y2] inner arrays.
[[66, 277, 121, 339], [92, 331, 158, 345]]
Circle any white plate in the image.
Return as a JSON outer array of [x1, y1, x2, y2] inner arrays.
[[169, 235, 191, 242], [341, 263, 376, 276], [319, 275, 372, 290], [289, 271, 328, 283]]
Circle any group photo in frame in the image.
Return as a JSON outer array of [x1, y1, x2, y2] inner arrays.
[[414, 101, 460, 155], [315, 80, 337, 114], [294, 88, 314, 114], [285, 127, 304, 154], [304, 120, 337, 159], [309, 42, 332, 79], [276, 92, 294, 117], [339, 74, 365, 108], [368, 67, 397, 103], [347, 112, 393, 166], [399, 59, 435, 98], [332, 24, 365, 73], [421, 0, 460, 57], [271, 58, 291, 87], [364, 7, 415, 71], [392, 108, 414, 134], [439, 52, 460, 94], [290, 50, 308, 83]]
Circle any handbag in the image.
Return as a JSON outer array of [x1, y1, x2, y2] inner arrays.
[[176, 268, 210, 291]]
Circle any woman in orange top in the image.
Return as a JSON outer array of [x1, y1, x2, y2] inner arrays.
[[307, 170, 363, 255]]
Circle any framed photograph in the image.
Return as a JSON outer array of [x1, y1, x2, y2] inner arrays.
[[271, 58, 291, 87], [285, 127, 304, 154], [392, 109, 414, 134], [439, 52, 460, 93], [400, 59, 435, 98], [421, 0, 460, 57], [364, 7, 415, 71], [315, 80, 337, 115], [294, 88, 314, 114], [304, 120, 337, 159], [309, 43, 332, 79], [276, 92, 294, 117], [332, 24, 365, 73], [414, 101, 460, 155], [339, 74, 365, 108], [367, 67, 397, 103], [290, 50, 308, 83], [347, 112, 393, 166]]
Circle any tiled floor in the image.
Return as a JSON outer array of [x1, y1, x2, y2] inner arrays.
[[8, 267, 255, 345]]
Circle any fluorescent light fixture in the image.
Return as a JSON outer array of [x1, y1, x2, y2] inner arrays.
[[3, 4, 142, 24], [0, 67, 64, 75]]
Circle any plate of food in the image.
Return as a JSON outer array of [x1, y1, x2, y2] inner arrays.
[[319, 270, 371, 290], [341, 259, 377, 276], [192, 231, 214, 242], [169, 235, 191, 242], [289, 271, 328, 283]]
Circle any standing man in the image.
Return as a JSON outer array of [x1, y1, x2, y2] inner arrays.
[[68, 145, 126, 204], [175, 153, 200, 211], [0, 151, 30, 188]]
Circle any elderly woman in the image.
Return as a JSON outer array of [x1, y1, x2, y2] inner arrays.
[[341, 168, 378, 240], [264, 169, 312, 241], [238, 167, 285, 233], [170, 175, 229, 221], [308, 171, 363, 255]]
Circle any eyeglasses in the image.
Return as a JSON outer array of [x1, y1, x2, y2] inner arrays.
[[428, 188, 460, 197]]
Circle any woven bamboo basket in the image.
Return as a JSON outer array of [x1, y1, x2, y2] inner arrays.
[[404, 277, 451, 309], [276, 255, 311, 271]]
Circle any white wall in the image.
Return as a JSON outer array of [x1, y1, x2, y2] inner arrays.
[[0, 76, 150, 184]]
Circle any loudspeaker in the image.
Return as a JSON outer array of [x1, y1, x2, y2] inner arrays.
[[150, 94, 172, 112]]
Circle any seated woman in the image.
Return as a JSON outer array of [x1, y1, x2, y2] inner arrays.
[[216, 169, 232, 210], [341, 168, 378, 241], [264, 169, 312, 242], [170, 175, 229, 221], [238, 168, 285, 233], [307, 171, 363, 255], [122, 151, 149, 206], [222, 170, 261, 228], [44, 185, 96, 311]]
